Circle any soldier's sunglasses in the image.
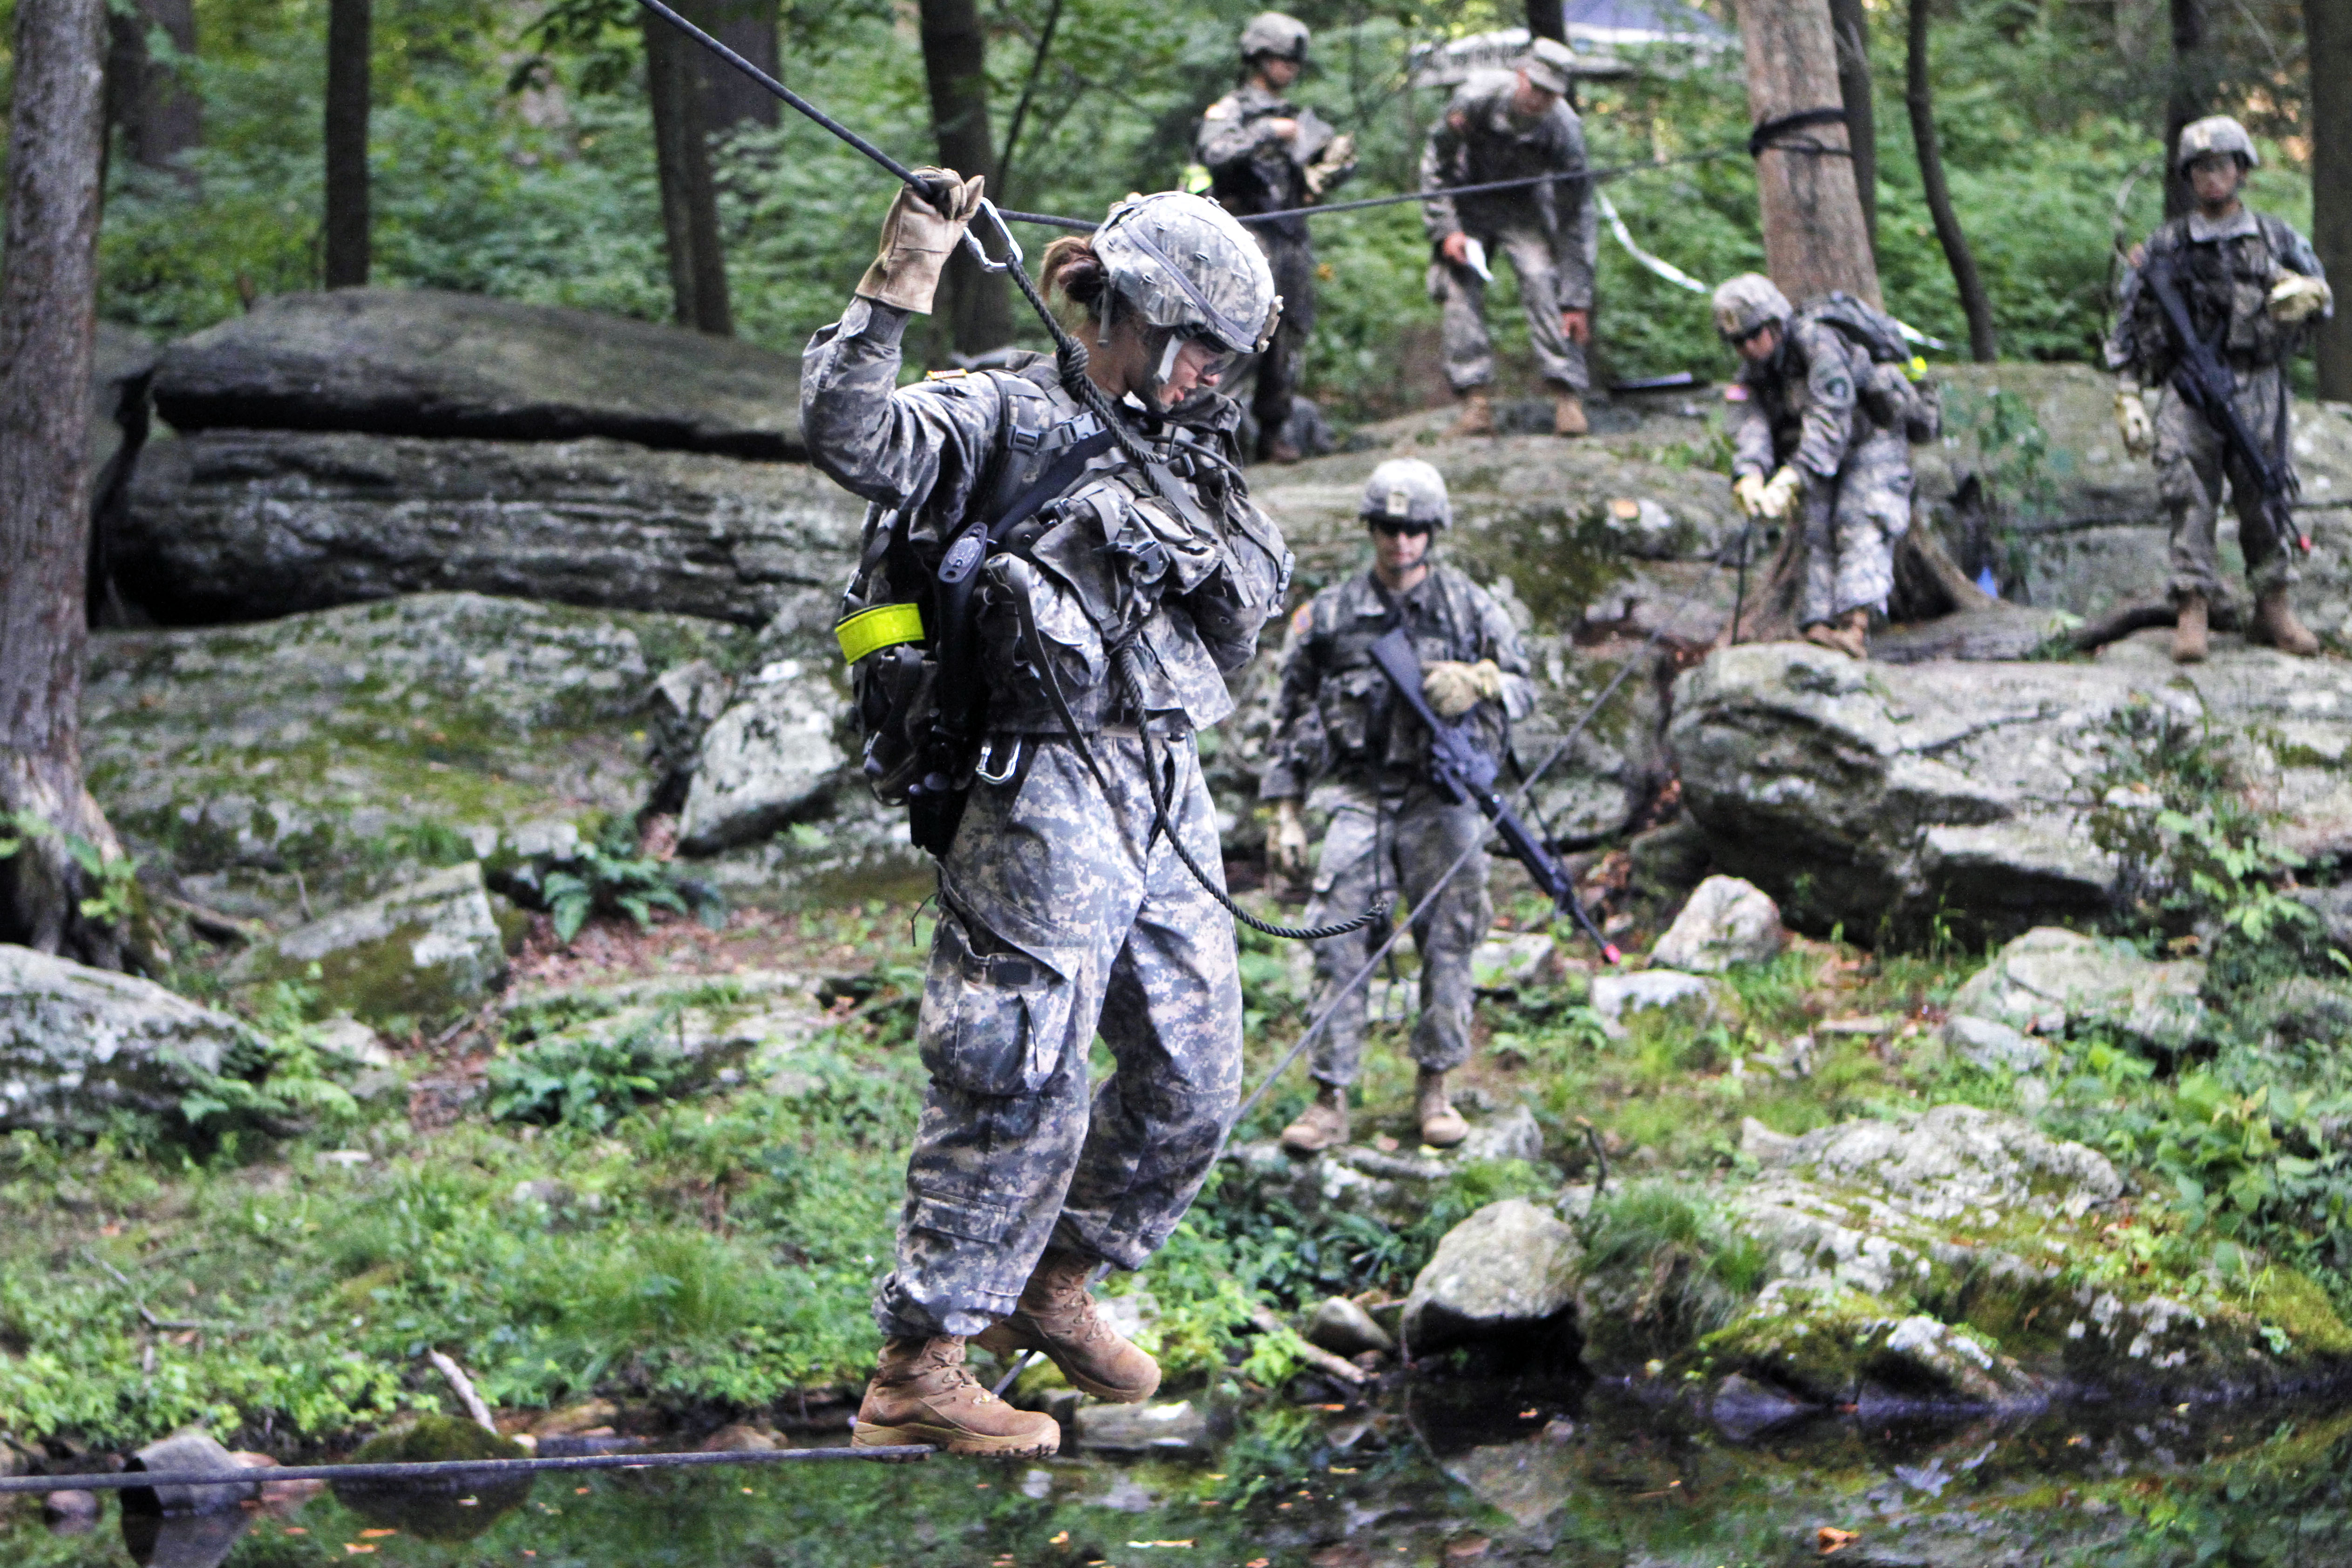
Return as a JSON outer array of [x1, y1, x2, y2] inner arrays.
[[1368, 518, 1433, 537]]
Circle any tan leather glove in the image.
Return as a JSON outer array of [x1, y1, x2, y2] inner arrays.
[[1732, 472, 1769, 519], [1756, 465, 1802, 522], [2269, 272, 2334, 324], [1267, 798, 1310, 883], [1422, 658, 1505, 719], [2114, 385, 2155, 458], [1303, 133, 1356, 199], [855, 168, 986, 314]]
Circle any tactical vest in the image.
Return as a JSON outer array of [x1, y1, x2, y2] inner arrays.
[[835, 359, 1111, 842], [2140, 213, 2305, 371]]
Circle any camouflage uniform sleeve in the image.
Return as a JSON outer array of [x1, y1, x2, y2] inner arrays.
[[1197, 94, 1278, 177], [1550, 109, 1597, 311], [1470, 582, 1537, 722], [1420, 89, 1472, 242], [1792, 320, 1860, 480], [2272, 219, 2332, 326], [1730, 383, 1777, 478], [2102, 260, 2146, 376], [801, 298, 1004, 516], [1258, 602, 1326, 801]]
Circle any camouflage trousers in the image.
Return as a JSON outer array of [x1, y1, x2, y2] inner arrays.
[[1430, 223, 1588, 394], [872, 728, 1244, 1340], [1798, 428, 1912, 626], [1301, 779, 1490, 1086], [2154, 367, 2298, 603], [1240, 233, 1317, 454]]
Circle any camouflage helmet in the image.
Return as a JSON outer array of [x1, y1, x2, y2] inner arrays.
[[1517, 36, 1577, 95], [1711, 272, 1792, 342], [2175, 115, 2259, 174], [1094, 191, 1280, 355], [1360, 458, 1451, 530], [1239, 11, 1309, 62]]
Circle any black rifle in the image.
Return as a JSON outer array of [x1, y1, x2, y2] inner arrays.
[[1367, 628, 1621, 964], [2141, 253, 2310, 558]]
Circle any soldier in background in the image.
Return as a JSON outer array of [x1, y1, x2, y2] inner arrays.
[[1419, 37, 1597, 439], [2107, 114, 2332, 664], [1261, 458, 1535, 1153], [1197, 12, 1357, 462], [1715, 273, 1937, 661]]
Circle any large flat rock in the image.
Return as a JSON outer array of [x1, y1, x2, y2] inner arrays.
[[1669, 634, 2352, 939], [116, 430, 862, 627], [82, 593, 740, 920], [0, 945, 261, 1133], [153, 288, 805, 458]]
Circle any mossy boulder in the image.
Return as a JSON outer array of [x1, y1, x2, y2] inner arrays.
[[0, 946, 263, 1134], [82, 592, 741, 925], [1401, 1197, 1582, 1355], [1948, 925, 2207, 1054], [338, 1415, 528, 1540], [225, 862, 507, 1027]]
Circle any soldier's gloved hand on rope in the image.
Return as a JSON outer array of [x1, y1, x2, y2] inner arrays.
[[1422, 658, 1504, 719], [1754, 466, 1802, 522], [1267, 798, 1311, 883], [2268, 272, 2334, 324], [855, 167, 987, 314], [2114, 384, 2155, 458]]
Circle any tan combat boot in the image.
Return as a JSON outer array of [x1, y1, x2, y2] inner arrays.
[[2172, 593, 2209, 664], [1279, 1083, 1349, 1154], [1416, 1069, 1469, 1148], [972, 1250, 1161, 1403], [1553, 392, 1589, 437], [853, 1336, 1060, 1457], [1450, 391, 1495, 437], [1835, 607, 1871, 660], [2252, 588, 2321, 656]]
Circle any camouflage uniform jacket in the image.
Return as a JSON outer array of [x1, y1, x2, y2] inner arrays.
[[1418, 69, 1597, 309], [804, 299, 1293, 734], [1197, 82, 1347, 244], [2106, 208, 2329, 382], [1259, 562, 1536, 801], [1729, 314, 1891, 482]]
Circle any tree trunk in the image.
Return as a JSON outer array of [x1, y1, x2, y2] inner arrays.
[[108, 0, 199, 171], [2162, 0, 2209, 219], [645, 1, 734, 336], [2309, 0, 2352, 401], [1827, 0, 1874, 254], [1526, 0, 1566, 44], [917, 0, 1011, 354], [1906, 0, 1995, 360], [703, 0, 779, 131], [1734, 0, 1880, 306], [0, 0, 135, 967], [323, 0, 370, 287]]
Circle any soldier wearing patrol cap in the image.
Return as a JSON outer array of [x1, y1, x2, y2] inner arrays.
[[1419, 36, 1599, 439], [1260, 458, 1536, 1153], [1196, 13, 1357, 462], [2107, 114, 2333, 664]]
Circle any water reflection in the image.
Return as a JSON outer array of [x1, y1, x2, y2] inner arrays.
[[13, 1378, 2352, 1567]]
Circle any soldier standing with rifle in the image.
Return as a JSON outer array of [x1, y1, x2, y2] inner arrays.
[[1260, 458, 1535, 1153], [1196, 13, 1357, 463], [1419, 37, 1598, 439], [2107, 114, 2333, 665]]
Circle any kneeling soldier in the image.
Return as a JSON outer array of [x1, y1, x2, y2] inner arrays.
[[1260, 458, 1535, 1151]]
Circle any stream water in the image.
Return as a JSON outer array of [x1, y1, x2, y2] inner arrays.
[[18, 1377, 2352, 1568]]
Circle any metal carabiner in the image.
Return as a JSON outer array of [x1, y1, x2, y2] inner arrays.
[[958, 197, 1022, 276], [974, 733, 1026, 786]]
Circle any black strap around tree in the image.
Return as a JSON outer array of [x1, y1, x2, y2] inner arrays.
[[1748, 106, 1852, 158]]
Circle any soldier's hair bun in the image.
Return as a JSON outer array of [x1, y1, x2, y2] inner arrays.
[[1040, 236, 1111, 320]]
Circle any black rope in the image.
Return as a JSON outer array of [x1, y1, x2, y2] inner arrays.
[[1747, 105, 1852, 158], [0, 1446, 931, 1495], [1231, 143, 1751, 227], [1232, 536, 1744, 1125]]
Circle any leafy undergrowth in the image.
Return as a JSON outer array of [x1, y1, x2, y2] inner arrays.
[[12, 818, 2352, 1458]]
